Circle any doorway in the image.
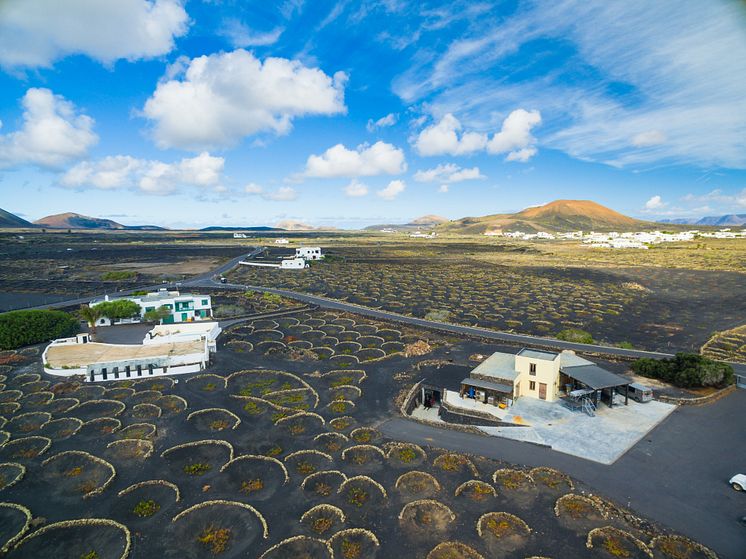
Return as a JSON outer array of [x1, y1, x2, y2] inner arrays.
[[539, 383, 547, 400]]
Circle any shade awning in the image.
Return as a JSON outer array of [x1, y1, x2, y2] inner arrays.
[[461, 377, 514, 394], [562, 365, 630, 390]]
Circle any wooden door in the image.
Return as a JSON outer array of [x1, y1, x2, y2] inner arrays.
[[539, 383, 547, 400]]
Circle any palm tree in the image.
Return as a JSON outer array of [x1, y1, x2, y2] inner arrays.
[[78, 305, 101, 338]]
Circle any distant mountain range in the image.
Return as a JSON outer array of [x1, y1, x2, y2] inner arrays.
[[438, 200, 654, 234], [365, 214, 449, 231], [659, 214, 746, 226], [33, 212, 166, 230], [0, 208, 33, 228], [2, 202, 741, 232]]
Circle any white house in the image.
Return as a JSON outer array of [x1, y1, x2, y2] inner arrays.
[[281, 257, 308, 269], [295, 247, 323, 260], [275, 238, 290, 244], [91, 289, 213, 326]]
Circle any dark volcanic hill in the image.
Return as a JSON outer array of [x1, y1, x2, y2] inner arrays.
[[438, 199, 656, 234], [34, 212, 126, 230], [0, 208, 33, 228]]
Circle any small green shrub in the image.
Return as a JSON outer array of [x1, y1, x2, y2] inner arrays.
[[556, 328, 594, 344], [183, 463, 211, 476], [132, 499, 160, 517]]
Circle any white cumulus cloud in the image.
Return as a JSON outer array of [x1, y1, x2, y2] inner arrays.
[[0, 0, 188, 69], [60, 152, 225, 195], [414, 110, 540, 161], [0, 88, 98, 169], [413, 163, 484, 183], [344, 179, 369, 197], [438, 184, 449, 193], [643, 195, 666, 211], [142, 49, 347, 150], [366, 112, 398, 132], [486, 109, 541, 157], [304, 141, 406, 178], [377, 179, 406, 200], [413, 113, 487, 156]]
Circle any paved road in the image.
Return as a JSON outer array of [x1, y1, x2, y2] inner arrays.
[[381, 389, 746, 559]]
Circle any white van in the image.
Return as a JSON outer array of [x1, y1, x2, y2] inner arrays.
[[627, 383, 653, 403]]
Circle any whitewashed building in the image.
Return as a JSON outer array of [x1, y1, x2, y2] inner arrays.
[[144, 321, 222, 352], [43, 335, 211, 383], [91, 289, 213, 326], [295, 247, 323, 260]]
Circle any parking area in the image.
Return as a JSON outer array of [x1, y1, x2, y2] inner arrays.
[[478, 396, 677, 464]]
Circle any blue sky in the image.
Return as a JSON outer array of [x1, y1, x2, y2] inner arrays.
[[1, 0, 745, 229]]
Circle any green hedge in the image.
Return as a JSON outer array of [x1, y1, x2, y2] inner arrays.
[[0, 310, 80, 350], [101, 270, 137, 281], [631, 353, 734, 388], [95, 299, 141, 320]]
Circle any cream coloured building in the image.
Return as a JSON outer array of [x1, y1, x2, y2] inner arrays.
[[460, 348, 631, 408]]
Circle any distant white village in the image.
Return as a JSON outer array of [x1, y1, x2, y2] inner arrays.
[[487, 228, 746, 249]]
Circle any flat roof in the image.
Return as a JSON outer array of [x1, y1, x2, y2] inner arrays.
[[91, 291, 207, 304], [46, 340, 204, 368], [461, 377, 514, 394], [470, 351, 519, 382], [517, 348, 558, 361], [562, 364, 630, 390], [149, 322, 218, 337], [559, 351, 594, 368]]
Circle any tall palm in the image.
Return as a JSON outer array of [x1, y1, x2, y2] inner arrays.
[[78, 305, 101, 338]]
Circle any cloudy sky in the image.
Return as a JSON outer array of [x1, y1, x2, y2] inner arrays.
[[1, 0, 745, 228]]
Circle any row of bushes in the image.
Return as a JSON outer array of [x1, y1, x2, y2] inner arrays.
[[101, 270, 137, 281], [632, 353, 734, 388], [0, 310, 80, 350]]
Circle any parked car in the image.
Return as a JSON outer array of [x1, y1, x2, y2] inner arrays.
[[729, 474, 746, 491], [219, 276, 227, 284]]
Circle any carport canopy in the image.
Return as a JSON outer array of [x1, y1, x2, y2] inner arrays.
[[562, 365, 630, 390], [461, 377, 514, 394]]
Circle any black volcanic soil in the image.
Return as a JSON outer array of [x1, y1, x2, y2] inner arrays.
[[0, 310, 707, 559]]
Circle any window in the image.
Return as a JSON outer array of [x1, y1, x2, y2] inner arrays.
[[202, 299, 208, 305], [529, 381, 536, 391], [529, 363, 537, 375]]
